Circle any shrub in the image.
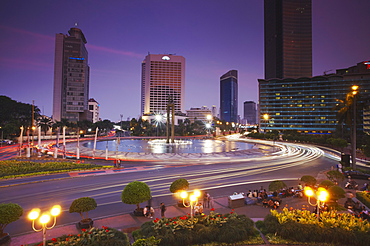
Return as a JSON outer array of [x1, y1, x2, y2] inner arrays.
[[319, 180, 335, 189], [132, 236, 161, 246], [169, 179, 189, 193], [121, 181, 151, 211], [69, 197, 97, 221], [45, 226, 130, 246], [357, 191, 370, 208], [328, 185, 345, 202], [300, 175, 317, 186], [268, 180, 287, 192], [326, 170, 345, 183], [0, 203, 23, 236]]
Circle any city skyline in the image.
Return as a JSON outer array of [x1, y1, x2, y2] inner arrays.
[[1, 0, 370, 122]]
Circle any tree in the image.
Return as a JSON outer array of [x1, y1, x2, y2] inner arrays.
[[121, 181, 151, 211], [170, 179, 189, 193], [328, 186, 345, 204], [326, 170, 345, 184], [300, 175, 317, 186], [37, 115, 53, 135], [69, 197, 97, 222], [0, 203, 23, 236], [319, 180, 335, 189], [268, 180, 287, 192]]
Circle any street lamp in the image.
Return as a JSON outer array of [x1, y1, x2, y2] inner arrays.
[[304, 187, 329, 219], [180, 189, 201, 218], [28, 205, 61, 246], [0, 126, 3, 147], [351, 85, 359, 169]]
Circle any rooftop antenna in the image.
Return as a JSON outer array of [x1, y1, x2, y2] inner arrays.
[[74, 22, 78, 27]]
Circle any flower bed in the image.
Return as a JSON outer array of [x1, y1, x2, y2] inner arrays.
[[0, 160, 108, 179], [135, 209, 262, 246], [258, 207, 370, 246], [31, 226, 130, 246]]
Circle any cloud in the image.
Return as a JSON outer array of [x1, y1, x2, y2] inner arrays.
[[0, 25, 54, 41], [87, 44, 143, 59]]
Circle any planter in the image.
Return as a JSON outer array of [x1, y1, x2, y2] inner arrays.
[[133, 208, 144, 216], [77, 218, 93, 229], [0, 233, 11, 245]]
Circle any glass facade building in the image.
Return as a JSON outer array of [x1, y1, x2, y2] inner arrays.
[[258, 61, 370, 133], [264, 0, 312, 79], [220, 70, 238, 123], [243, 101, 257, 125], [53, 27, 90, 122]]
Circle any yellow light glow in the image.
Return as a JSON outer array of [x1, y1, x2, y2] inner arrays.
[[352, 85, 359, 91], [79, 130, 83, 134], [317, 187, 329, 202], [50, 205, 61, 216], [263, 114, 269, 120], [189, 194, 197, 202], [193, 189, 201, 198], [180, 191, 188, 199], [304, 187, 314, 197], [39, 213, 51, 224], [28, 208, 40, 220], [207, 114, 212, 120]]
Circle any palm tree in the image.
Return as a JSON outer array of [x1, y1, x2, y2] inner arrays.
[[37, 116, 53, 135]]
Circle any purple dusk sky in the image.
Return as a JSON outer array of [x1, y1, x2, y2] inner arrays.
[[1, 0, 369, 122]]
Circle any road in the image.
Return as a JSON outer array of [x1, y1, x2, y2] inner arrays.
[[0, 141, 342, 236]]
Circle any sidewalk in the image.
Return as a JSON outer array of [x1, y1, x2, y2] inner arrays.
[[8, 195, 309, 246]]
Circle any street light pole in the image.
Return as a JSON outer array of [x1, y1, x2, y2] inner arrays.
[[304, 187, 329, 219], [28, 205, 61, 246], [180, 190, 201, 218], [351, 85, 359, 169]]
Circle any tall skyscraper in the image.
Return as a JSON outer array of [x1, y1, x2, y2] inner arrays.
[[220, 70, 238, 123], [243, 101, 257, 125], [264, 0, 312, 79], [53, 27, 90, 122], [141, 54, 185, 115]]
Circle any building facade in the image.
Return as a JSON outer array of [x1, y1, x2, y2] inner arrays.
[[53, 27, 90, 122], [186, 106, 212, 123], [243, 101, 257, 125], [264, 0, 312, 79], [258, 61, 370, 133], [220, 70, 238, 123], [88, 98, 100, 123], [141, 54, 185, 116]]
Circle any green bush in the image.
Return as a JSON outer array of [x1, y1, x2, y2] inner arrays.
[[132, 236, 161, 246], [44, 227, 130, 246], [268, 180, 287, 192], [69, 197, 97, 220], [300, 175, 317, 186], [169, 178, 189, 193], [139, 210, 257, 246], [328, 185, 345, 202], [121, 181, 151, 210], [319, 180, 335, 189], [357, 191, 370, 208], [0, 203, 23, 235]]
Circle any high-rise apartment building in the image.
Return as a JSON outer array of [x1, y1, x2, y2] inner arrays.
[[141, 54, 185, 115], [258, 61, 370, 133], [220, 70, 238, 123], [243, 101, 257, 125], [264, 0, 312, 79], [53, 27, 90, 122]]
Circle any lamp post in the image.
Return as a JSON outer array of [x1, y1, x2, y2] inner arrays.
[[351, 85, 359, 169], [304, 187, 329, 219], [28, 205, 61, 246], [0, 126, 3, 147], [180, 189, 201, 218]]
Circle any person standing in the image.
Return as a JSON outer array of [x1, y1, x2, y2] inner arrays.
[[160, 202, 166, 218], [203, 192, 209, 208]]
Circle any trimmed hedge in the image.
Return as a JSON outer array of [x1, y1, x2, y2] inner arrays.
[[357, 191, 370, 208]]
